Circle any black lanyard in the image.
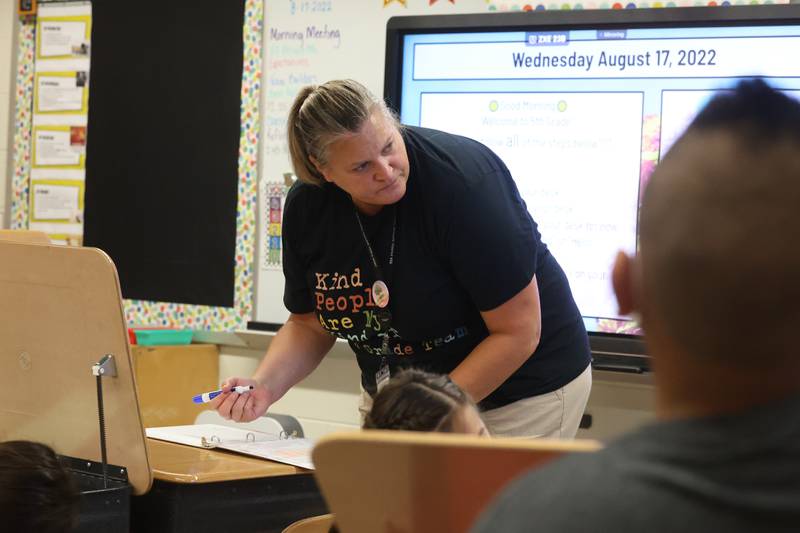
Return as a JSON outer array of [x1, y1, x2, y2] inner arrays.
[[353, 206, 396, 284], [353, 205, 397, 356]]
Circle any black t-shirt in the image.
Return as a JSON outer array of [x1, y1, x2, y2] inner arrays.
[[282, 126, 590, 408]]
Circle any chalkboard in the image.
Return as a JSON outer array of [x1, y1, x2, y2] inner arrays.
[[85, 0, 244, 308], [253, 0, 492, 325]]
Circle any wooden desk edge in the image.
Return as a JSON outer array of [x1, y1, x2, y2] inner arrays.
[[147, 438, 308, 483]]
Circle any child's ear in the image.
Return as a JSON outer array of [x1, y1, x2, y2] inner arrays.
[[612, 251, 639, 317]]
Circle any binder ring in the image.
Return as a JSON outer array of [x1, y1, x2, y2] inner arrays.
[[200, 435, 221, 448]]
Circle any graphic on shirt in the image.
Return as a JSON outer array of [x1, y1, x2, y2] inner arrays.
[[314, 266, 469, 358]]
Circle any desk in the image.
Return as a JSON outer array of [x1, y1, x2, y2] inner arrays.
[[132, 439, 328, 533]]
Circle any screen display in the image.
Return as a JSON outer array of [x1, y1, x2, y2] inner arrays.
[[390, 8, 800, 336]]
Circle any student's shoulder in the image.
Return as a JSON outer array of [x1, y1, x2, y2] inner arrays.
[[472, 450, 629, 533]]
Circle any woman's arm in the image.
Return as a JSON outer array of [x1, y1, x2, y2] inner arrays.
[[449, 276, 541, 402], [212, 311, 335, 422]]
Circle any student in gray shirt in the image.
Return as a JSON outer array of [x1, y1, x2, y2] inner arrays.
[[473, 79, 800, 533]]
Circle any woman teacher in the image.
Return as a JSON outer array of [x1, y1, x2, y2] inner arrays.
[[213, 79, 592, 438]]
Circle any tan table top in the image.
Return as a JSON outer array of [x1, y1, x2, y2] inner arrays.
[[147, 438, 306, 483]]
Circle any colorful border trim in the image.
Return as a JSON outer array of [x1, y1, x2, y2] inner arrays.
[[485, 0, 783, 10], [10, 16, 35, 229]]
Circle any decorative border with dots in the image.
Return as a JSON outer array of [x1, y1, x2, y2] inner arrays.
[[11, 3, 263, 331], [10, 17, 35, 229], [486, 0, 783, 10]]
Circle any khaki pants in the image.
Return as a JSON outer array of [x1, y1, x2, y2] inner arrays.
[[481, 364, 592, 439], [359, 364, 592, 439]]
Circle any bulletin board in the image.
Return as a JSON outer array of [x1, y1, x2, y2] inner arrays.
[[28, 3, 91, 246], [10, 0, 263, 331], [83, 0, 244, 310]]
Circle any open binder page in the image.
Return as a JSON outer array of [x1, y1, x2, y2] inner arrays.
[[146, 423, 315, 470]]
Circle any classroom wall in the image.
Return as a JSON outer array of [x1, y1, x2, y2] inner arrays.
[[217, 337, 656, 441], [0, 2, 658, 440], [0, 0, 16, 229]]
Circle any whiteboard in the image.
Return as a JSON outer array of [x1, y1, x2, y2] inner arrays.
[[253, 0, 493, 324]]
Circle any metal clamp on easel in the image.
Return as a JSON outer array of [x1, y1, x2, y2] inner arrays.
[[92, 354, 117, 488]]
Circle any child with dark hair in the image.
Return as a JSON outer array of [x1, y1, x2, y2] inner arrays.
[[473, 79, 800, 533], [363, 369, 489, 436], [0, 440, 80, 533]]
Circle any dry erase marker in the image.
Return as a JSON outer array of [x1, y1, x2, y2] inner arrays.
[[192, 385, 253, 404]]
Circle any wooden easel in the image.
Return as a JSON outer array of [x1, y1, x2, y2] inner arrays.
[[0, 229, 50, 244], [0, 240, 152, 493]]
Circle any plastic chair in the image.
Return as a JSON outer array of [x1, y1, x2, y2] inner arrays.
[[312, 430, 601, 533], [282, 513, 336, 533]]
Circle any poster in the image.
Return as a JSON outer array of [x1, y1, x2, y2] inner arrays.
[[261, 180, 288, 271], [35, 71, 89, 113], [31, 181, 81, 221], [29, 4, 92, 245], [33, 126, 83, 167], [37, 18, 90, 59]]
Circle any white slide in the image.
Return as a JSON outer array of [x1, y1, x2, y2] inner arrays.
[[421, 91, 642, 320]]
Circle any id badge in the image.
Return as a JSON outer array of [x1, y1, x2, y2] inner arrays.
[[375, 362, 391, 392]]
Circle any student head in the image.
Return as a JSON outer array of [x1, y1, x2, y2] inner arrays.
[[0, 440, 80, 533], [286, 79, 410, 215], [363, 369, 489, 436], [612, 79, 800, 416]]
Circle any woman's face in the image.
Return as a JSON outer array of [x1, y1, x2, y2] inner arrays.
[[315, 110, 410, 215]]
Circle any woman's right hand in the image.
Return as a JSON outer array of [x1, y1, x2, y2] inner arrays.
[[209, 377, 274, 423], [208, 313, 334, 423]]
